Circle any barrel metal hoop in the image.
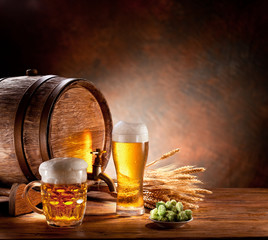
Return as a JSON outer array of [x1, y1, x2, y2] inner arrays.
[[74, 79, 113, 171], [39, 78, 113, 172], [82, 82, 113, 171], [39, 78, 78, 162], [14, 75, 57, 182], [77, 79, 113, 171]]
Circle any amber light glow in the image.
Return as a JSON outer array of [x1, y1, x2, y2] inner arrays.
[[0, 0, 266, 188], [64, 130, 93, 173], [82, 130, 93, 173]]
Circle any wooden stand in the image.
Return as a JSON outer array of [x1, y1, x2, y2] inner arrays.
[[0, 181, 115, 217], [0, 183, 41, 216]]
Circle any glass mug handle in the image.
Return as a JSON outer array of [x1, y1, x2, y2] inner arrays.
[[23, 181, 43, 214]]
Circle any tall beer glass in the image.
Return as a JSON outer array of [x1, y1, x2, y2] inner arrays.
[[24, 157, 88, 228], [112, 121, 149, 216]]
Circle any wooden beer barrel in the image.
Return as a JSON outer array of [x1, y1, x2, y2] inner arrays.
[[0, 72, 112, 186]]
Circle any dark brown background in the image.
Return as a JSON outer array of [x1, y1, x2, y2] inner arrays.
[[0, 0, 267, 187]]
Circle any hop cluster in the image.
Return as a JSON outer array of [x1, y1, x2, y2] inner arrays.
[[150, 200, 192, 222]]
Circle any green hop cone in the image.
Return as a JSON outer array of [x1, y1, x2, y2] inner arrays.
[[176, 202, 183, 212], [150, 208, 158, 215], [158, 215, 168, 222], [156, 201, 165, 209], [150, 208, 159, 220], [177, 211, 188, 221], [158, 204, 166, 216], [166, 210, 176, 222], [170, 199, 177, 206], [171, 205, 178, 214], [165, 201, 173, 210], [185, 209, 192, 220]]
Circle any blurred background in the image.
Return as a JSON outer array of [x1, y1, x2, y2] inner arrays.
[[0, 0, 267, 187]]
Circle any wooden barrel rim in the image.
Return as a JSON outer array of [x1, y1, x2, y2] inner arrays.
[[39, 78, 113, 172], [14, 75, 57, 182], [0, 78, 7, 83], [39, 78, 77, 161]]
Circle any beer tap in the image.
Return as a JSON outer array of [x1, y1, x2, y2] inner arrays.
[[90, 149, 116, 193]]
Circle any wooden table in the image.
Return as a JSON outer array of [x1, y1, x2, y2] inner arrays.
[[0, 188, 267, 239]]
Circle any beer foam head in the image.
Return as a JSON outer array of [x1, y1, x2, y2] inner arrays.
[[112, 121, 149, 143], [39, 157, 88, 184]]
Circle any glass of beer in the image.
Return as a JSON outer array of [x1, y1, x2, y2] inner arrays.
[[23, 157, 88, 228], [112, 121, 149, 216]]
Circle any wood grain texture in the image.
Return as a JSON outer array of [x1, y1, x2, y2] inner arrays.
[[0, 183, 41, 216], [0, 76, 112, 186], [0, 76, 39, 184], [0, 188, 267, 239], [50, 85, 105, 173], [23, 76, 66, 179], [9, 183, 41, 216], [0, 0, 267, 187]]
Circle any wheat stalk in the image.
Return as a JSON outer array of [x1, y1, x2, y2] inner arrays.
[[145, 148, 180, 168], [143, 148, 212, 210]]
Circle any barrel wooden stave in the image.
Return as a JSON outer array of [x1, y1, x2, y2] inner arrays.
[[49, 81, 107, 173], [0, 75, 112, 186], [0, 76, 39, 184], [23, 76, 66, 179]]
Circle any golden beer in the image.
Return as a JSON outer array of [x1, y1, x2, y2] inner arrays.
[[112, 121, 149, 216], [24, 157, 88, 227], [112, 142, 148, 210], [41, 182, 87, 227]]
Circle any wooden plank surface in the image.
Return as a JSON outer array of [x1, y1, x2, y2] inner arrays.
[[0, 188, 267, 239]]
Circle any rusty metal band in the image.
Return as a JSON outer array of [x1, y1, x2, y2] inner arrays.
[[39, 78, 78, 162], [74, 79, 112, 172], [14, 75, 57, 182], [86, 83, 113, 171], [39, 78, 113, 173]]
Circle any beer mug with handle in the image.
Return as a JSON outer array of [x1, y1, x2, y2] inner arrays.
[[24, 157, 88, 227], [112, 121, 149, 216]]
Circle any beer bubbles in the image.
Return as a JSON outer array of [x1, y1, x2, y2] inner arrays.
[[39, 157, 88, 184], [112, 121, 149, 216], [112, 121, 149, 143], [24, 157, 88, 227]]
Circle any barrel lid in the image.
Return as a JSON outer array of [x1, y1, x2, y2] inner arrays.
[[40, 79, 112, 176]]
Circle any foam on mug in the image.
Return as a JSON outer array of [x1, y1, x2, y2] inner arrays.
[[112, 121, 149, 143], [39, 157, 88, 184]]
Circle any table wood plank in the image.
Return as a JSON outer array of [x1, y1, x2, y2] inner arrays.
[[0, 188, 268, 239]]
